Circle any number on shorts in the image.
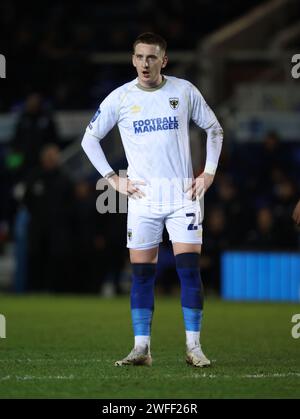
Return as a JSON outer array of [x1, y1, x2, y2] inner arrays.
[[186, 212, 198, 230]]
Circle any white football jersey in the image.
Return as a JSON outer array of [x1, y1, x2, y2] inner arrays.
[[86, 75, 219, 205]]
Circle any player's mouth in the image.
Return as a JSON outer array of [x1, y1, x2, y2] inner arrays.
[[142, 70, 150, 77]]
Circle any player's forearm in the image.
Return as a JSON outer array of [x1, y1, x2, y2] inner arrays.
[[204, 120, 223, 176], [81, 131, 114, 178]]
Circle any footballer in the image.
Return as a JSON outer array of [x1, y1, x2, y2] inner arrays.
[[82, 32, 223, 367]]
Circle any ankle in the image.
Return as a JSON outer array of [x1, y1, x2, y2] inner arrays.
[[134, 336, 150, 349]]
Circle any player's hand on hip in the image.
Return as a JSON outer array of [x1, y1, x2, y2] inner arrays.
[[127, 179, 146, 199], [108, 175, 146, 199], [187, 172, 214, 200]]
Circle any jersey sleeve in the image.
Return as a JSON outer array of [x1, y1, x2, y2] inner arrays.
[[86, 89, 120, 139], [189, 83, 223, 176], [82, 89, 120, 177], [189, 84, 217, 129]]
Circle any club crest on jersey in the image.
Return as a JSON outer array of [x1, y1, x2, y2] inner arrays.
[[127, 229, 133, 241], [169, 98, 179, 110]]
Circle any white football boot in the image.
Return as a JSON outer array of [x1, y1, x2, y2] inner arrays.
[[186, 345, 211, 367], [114, 345, 152, 366]]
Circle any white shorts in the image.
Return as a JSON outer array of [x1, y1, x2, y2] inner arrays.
[[127, 198, 203, 250]]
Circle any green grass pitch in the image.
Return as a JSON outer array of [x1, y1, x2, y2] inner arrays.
[[0, 294, 299, 399]]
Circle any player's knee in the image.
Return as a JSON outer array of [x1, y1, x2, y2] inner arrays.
[[131, 263, 156, 290], [132, 263, 156, 278], [175, 252, 199, 267], [131, 263, 156, 309]]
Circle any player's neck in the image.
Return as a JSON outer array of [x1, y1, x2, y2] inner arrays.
[[137, 75, 166, 91]]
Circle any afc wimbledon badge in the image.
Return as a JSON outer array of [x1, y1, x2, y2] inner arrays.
[[169, 98, 179, 110]]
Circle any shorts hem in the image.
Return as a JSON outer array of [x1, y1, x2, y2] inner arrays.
[[127, 241, 162, 250], [170, 239, 202, 245]]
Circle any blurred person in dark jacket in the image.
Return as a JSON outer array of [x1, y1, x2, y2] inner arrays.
[[12, 93, 59, 178], [261, 131, 290, 174], [103, 210, 127, 296], [214, 174, 247, 245], [246, 207, 281, 250], [201, 206, 232, 292], [72, 180, 109, 293], [23, 144, 74, 292], [272, 177, 299, 249], [273, 177, 297, 214]]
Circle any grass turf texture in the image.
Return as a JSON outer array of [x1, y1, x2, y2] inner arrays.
[[0, 295, 299, 399]]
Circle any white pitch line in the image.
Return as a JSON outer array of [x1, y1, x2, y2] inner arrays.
[[0, 359, 103, 363], [1, 373, 300, 382], [242, 373, 300, 379], [184, 372, 300, 379], [0, 375, 75, 381]]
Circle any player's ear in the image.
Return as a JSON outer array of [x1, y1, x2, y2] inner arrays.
[[161, 55, 168, 69], [132, 54, 137, 68]]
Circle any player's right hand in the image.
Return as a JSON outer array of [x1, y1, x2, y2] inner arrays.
[[108, 175, 146, 199]]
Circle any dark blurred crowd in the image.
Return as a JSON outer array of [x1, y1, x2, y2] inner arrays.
[[0, 93, 124, 293], [0, 0, 299, 293], [200, 131, 300, 290], [0, 93, 299, 294], [0, 0, 261, 111], [159, 132, 300, 293]]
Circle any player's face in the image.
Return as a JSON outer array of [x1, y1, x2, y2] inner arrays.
[[132, 43, 168, 88]]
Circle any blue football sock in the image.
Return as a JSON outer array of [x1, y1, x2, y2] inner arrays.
[[175, 253, 203, 333], [131, 263, 156, 339]]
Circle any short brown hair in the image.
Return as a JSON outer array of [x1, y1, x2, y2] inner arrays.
[[133, 32, 167, 54]]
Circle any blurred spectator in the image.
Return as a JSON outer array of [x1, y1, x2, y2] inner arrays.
[[201, 206, 232, 291], [214, 173, 248, 245], [246, 207, 279, 250], [11, 93, 59, 179], [258, 131, 291, 187], [103, 211, 127, 295], [272, 177, 299, 248], [72, 180, 109, 293], [23, 144, 74, 292], [273, 176, 297, 216]]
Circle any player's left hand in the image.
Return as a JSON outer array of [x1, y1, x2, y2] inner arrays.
[[292, 199, 300, 225], [187, 172, 214, 200]]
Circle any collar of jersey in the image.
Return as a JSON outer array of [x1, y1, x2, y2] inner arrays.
[[136, 76, 167, 92]]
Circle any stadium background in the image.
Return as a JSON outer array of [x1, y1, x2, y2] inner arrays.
[[0, 0, 300, 399]]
